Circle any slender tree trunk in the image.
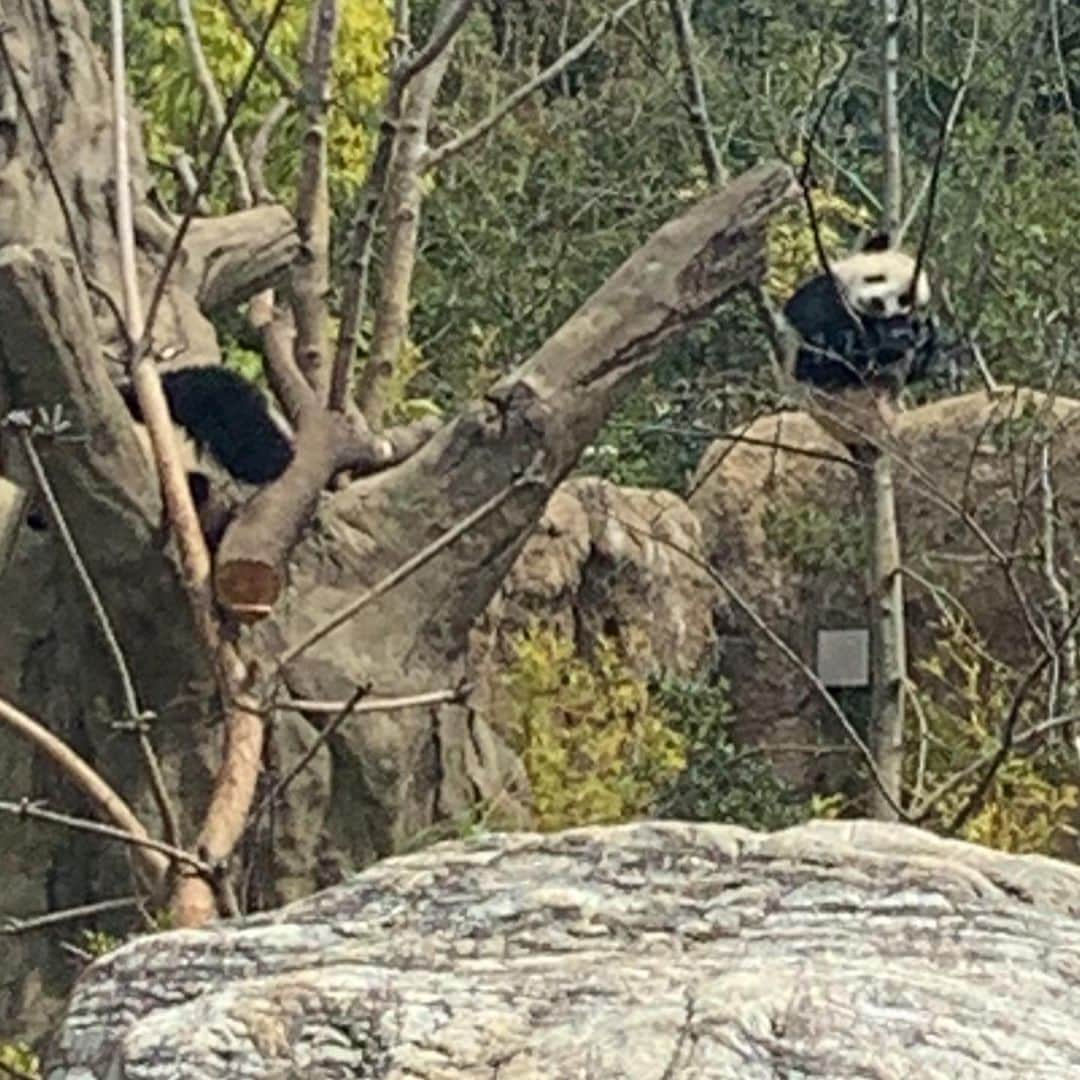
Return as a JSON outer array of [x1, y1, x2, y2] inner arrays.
[[859, 446, 905, 820], [881, 0, 903, 239]]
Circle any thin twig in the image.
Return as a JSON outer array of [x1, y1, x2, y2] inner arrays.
[[277, 461, 542, 670], [220, 0, 300, 96], [0, 798, 208, 875], [797, 48, 855, 289], [897, 5, 979, 245], [279, 685, 469, 716], [424, 0, 649, 170], [2, 896, 139, 935], [944, 604, 1080, 834], [137, 0, 291, 362], [912, 709, 1080, 822], [176, 0, 253, 207], [19, 432, 181, 848]]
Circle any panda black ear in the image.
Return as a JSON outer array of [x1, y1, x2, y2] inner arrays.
[[862, 232, 892, 252]]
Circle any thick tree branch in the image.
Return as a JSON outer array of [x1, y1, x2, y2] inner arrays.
[[185, 206, 299, 311], [354, 46, 454, 425], [332, 162, 796, 647]]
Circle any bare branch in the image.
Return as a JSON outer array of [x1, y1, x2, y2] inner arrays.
[[400, 0, 476, 82], [666, 0, 725, 185], [247, 97, 291, 203], [111, 0, 217, 649], [18, 430, 180, 848], [424, 0, 650, 170], [355, 46, 455, 423], [330, 0, 476, 411], [0, 698, 169, 886], [0, 797, 206, 876], [175, 0, 253, 207], [896, 6, 979, 245], [880, 0, 903, 237], [2, 896, 139, 936], [291, 0, 340, 396], [137, 0, 291, 364]]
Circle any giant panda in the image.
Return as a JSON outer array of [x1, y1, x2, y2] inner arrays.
[[783, 236, 937, 394], [120, 365, 293, 547]]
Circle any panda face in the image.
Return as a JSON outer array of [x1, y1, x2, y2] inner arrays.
[[830, 250, 930, 321]]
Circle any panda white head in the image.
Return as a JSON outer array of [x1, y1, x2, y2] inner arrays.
[[829, 248, 930, 322]]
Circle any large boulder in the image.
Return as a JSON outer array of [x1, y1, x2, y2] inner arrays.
[[45, 820, 1080, 1077], [688, 388, 1080, 791], [470, 476, 718, 727]]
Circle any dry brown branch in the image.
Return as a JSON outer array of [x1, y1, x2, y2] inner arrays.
[[0, 698, 169, 887], [110, 0, 217, 652], [279, 686, 468, 716], [168, 654, 265, 926], [424, 0, 649, 170]]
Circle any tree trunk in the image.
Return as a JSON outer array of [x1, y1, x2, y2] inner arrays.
[[858, 446, 906, 820]]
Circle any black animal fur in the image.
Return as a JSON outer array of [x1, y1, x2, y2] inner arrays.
[[783, 273, 937, 393], [121, 366, 293, 485]]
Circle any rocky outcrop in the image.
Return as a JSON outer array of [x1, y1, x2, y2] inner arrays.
[[45, 819, 1080, 1077], [688, 389, 1080, 790], [470, 476, 718, 727]]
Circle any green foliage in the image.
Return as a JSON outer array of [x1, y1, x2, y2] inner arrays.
[[762, 498, 865, 576], [118, 0, 390, 207], [652, 676, 814, 831], [501, 624, 686, 831], [910, 614, 1078, 854], [79, 927, 124, 958], [766, 189, 873, 298], [0, 1040, 40, 1079]]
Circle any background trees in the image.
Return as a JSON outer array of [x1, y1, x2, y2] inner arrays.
[[2, 0, 1079, 1056]]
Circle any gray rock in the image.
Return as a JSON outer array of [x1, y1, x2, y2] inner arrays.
[[46, 819, 1080, 1078]]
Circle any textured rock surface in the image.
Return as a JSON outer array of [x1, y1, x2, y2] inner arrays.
[[46, 820, 1080, 1078], [471, 476, 718, 728], [688, 388, 1080, 790]]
